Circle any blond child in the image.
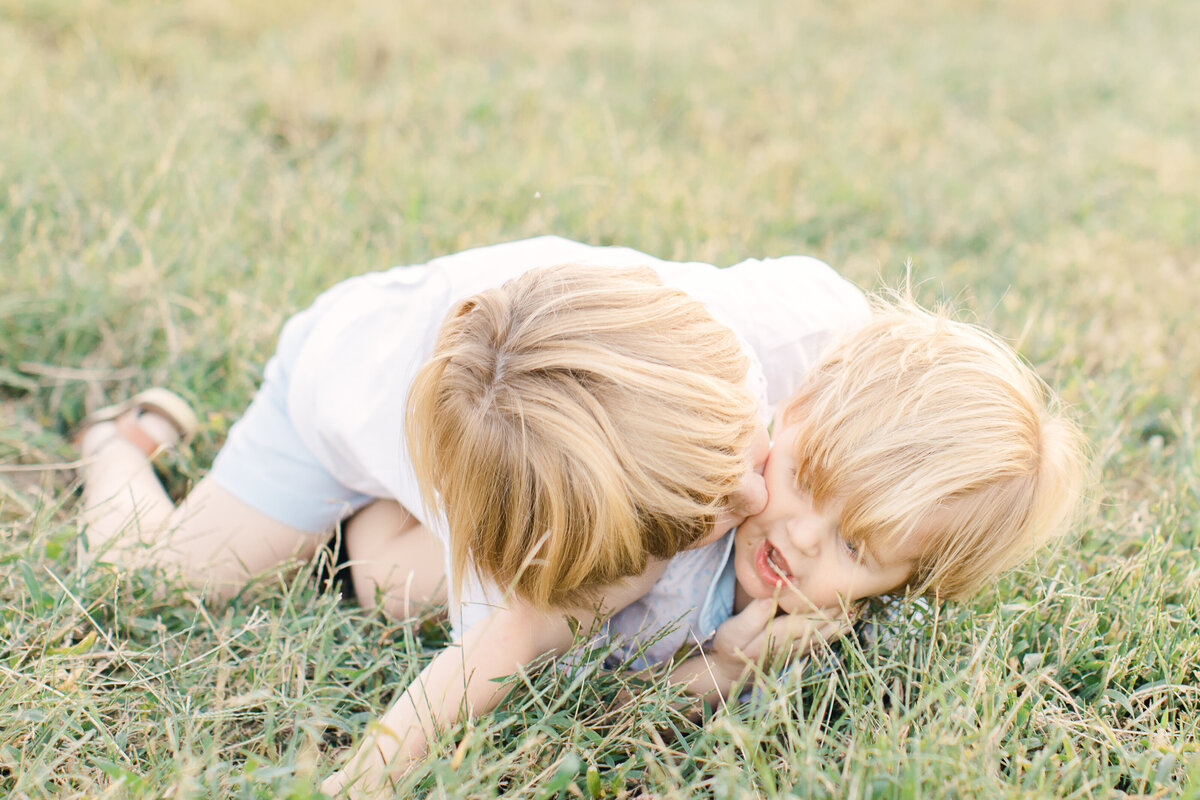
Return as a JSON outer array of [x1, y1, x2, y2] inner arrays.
[[621, 297, 1086, 705], [74, 237, 870, 794], [323, 294, 1085, 795], [76, 237, 866, 604]]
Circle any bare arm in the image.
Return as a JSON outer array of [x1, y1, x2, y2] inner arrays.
[[664, 600, 856, 710], [322, 560, 667, 797], [323, 604, 568, 796]]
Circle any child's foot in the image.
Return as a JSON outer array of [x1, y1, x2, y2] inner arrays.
[[77, 413, 178, 457], [76, 388, 198, 459]]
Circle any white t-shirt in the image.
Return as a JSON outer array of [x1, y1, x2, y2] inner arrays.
[[278, 236, 869, 638]]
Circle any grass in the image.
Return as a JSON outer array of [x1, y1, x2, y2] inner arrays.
[[2, 0, 1198, 796]]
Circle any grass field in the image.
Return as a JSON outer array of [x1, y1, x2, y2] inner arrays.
[[2, 0, 1199, 797]]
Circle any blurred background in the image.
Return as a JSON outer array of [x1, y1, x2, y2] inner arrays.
[[4, 1, 1197, 401], [1, 0, 1198, 796]]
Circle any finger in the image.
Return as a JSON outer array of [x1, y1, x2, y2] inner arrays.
[[321, 771, 347, 795], [825, 598, 867, 621], [746, 612, 855, 662], [726, 598, 777, 647], [771, 583, 821, 615], [713, 598, 777, 653], [771, 582, 863, 616], [812, 614, 857, 642], [805, 604, 852, 622], [770, 610, 856, 644]]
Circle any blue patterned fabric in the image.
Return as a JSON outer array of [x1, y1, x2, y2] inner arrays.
[[603, 529, 738, 669]]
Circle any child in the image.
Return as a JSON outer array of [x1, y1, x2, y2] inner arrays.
[[324, 296, 1085, 794], [77, 236, 867, 605], [74, 237, 870, 791], [607, 297, 1086, 706]]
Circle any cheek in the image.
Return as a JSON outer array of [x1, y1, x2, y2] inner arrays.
[[749, 425, 770, 470], [742, 472, 768, 517], [733, 529, 752, 562], [752, 479, 790, 522], [734, 532, 761, 580]]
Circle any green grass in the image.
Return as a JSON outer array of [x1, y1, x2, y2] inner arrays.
[[2, 0, 1198, 796]]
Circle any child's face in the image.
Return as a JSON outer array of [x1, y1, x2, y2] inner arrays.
[[692, 421, 771, 549], [732, 420, 917, 614]]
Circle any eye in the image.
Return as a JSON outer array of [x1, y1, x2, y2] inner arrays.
[[841, 533, 860, 559]]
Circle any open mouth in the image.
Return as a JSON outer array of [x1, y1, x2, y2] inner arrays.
[[756, 540, 794, 587]]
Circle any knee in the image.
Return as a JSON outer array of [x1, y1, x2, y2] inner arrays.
[[345, 500, 414, 545]]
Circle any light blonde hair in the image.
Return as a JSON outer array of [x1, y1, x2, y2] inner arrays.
[[784, 296, 1085, 600], [407, 263, 760, 610]]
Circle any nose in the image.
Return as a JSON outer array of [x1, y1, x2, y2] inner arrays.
[[787, 516, 823, 557]]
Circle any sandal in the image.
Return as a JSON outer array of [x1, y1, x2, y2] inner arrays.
[[76, 388, 199, 459]]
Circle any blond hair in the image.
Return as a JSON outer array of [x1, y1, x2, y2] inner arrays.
[[406, 263, 760, 610], [785, 296, 1085, 600]]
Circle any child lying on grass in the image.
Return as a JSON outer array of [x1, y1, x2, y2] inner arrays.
[[323, 297, 1085, 795], [606, 297, 1087, 707]]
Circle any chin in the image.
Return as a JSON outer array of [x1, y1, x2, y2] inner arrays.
[[735, 565, 768, 602]]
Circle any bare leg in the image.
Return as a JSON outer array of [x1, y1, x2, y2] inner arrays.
[[79, 417, 180, 543], [343, 500, 447, 619], [79, 415, 323, 600]]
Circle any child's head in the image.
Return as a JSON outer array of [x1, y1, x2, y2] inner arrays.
[[733, 296, 1086, 614], [407, 263, 764, 611]]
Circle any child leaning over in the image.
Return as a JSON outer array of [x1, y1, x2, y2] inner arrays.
[[75, 237, 868, 794], [319, 261, 786, 796], [327, 295, 1085, 793]]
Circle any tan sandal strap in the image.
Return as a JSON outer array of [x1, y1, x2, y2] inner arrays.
[[115, 413, 163, 459], [130, 389, 199, 443]]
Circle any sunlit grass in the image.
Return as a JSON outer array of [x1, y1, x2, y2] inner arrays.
[[2, 0, 1198, 796]]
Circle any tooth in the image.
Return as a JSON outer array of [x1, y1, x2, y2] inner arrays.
[[766, 548, 789, 579]]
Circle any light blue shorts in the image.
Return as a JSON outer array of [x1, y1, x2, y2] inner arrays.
[[209, 295, 375, 535]]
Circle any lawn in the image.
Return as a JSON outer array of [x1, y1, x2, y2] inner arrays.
[[1, 0, 1198, 797]]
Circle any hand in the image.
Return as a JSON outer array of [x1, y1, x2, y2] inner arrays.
[[322, 603, 583, 799], [320, 769, 348, 797], [320, 749, 389, 799], [710, 599, 857, 683], [319, 721, 407, 799]]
